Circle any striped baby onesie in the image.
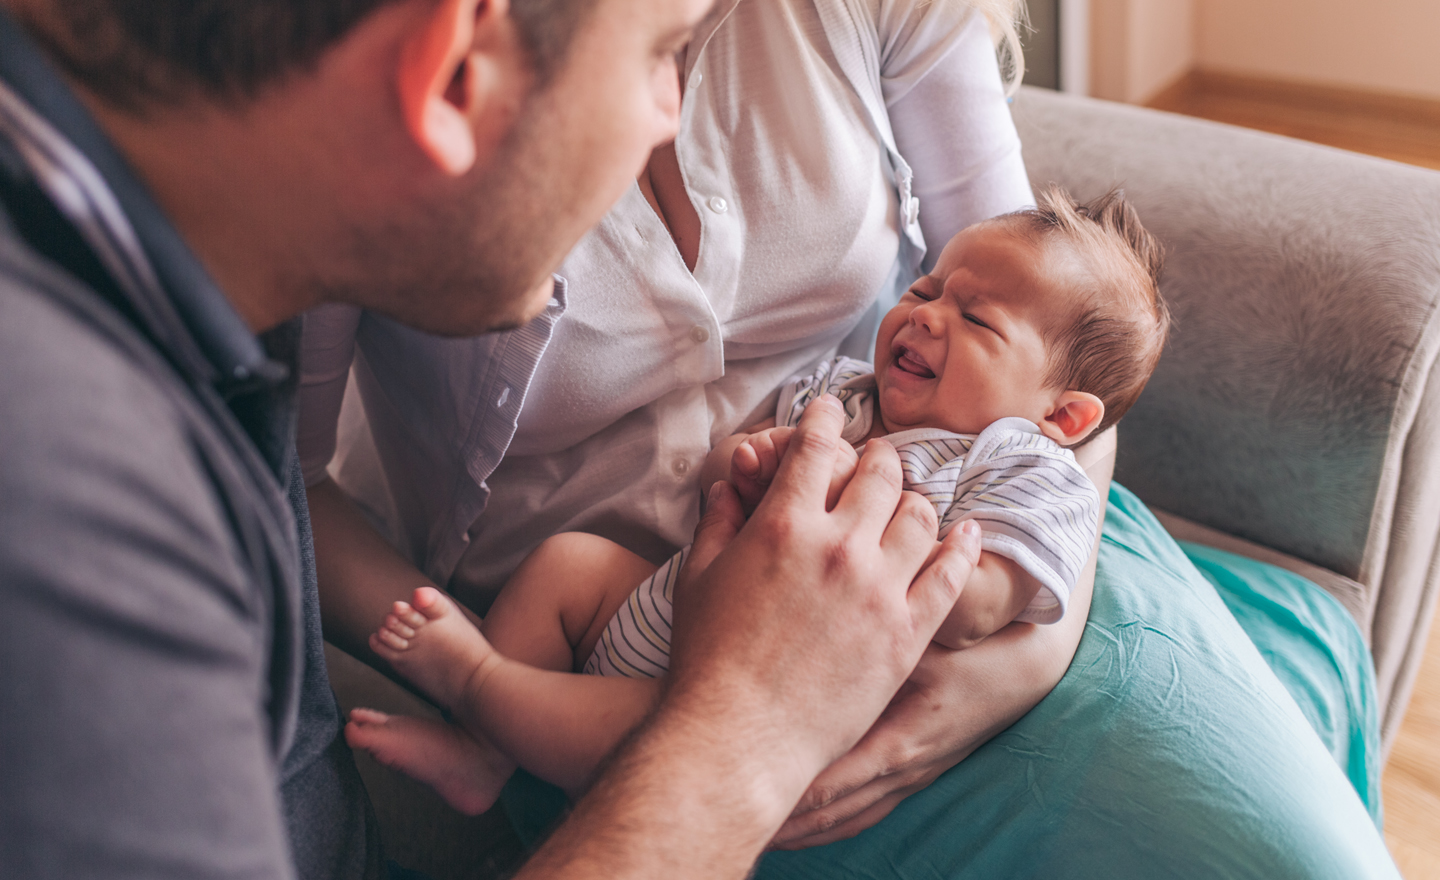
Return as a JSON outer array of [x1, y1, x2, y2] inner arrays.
[[584, 356, 1101, 679]]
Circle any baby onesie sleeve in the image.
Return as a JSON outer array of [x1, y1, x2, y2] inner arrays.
[[938, 418, 1101, 624], [774, 356, 878, 444]]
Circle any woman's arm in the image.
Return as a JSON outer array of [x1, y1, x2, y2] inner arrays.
[[297, 304, 477, 668], [307, 477, 461, 665], [772, 426, 1115, 848], [882, 1, 1034, 261]]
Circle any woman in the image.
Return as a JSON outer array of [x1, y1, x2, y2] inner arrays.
[[301, 1, 1391, 874], [302, 0, 1080, 848], [303, 0, 1082, 846]]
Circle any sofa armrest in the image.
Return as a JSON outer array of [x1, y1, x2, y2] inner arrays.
[[1009, 86, 1440, 752]]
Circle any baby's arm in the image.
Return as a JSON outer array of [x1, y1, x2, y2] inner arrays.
[[699, 419, 777, 510], [932, 550, 1043, 650]]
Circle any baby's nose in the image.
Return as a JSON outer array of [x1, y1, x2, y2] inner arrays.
[[909, 303, 942, 333]]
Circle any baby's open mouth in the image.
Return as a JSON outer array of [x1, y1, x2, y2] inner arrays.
[[894, 345, 935, 379]]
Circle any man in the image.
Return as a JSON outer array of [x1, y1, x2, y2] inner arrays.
[[0, 1, 978, 878]]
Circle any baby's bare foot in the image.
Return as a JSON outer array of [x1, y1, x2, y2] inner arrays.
[[369, 587, 500, 711], [345, 708, 515, 816]]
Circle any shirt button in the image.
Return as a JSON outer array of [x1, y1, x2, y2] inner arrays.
[[690, 325, 710, 344], [689, 71, 703, 89], [672, 458, 691, 477], [707, 196, 728, 214], [496, 386, 511, 408]]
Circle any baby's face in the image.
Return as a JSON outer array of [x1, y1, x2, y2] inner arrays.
[[875, 222, 1073, 436]]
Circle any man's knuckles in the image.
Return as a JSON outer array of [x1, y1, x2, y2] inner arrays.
[[894, 490, 939, 533]]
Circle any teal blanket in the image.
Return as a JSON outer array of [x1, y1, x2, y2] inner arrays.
[[505, 485, 1399, 877]]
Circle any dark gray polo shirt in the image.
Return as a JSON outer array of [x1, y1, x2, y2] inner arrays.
[[0, 11, 382, 879]]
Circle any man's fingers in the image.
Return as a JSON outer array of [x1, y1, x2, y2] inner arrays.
[[758, 396, 846, 512], [907, 520, 982, 633], [771, 790, 910, 851], [763, 427, 794, 480], [874, 488, 941, 587], [826, 438, 906, 533], [685, 482, 745, 582]]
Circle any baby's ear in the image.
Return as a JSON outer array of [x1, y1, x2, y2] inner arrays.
[[1039, 392, 1104, 446]]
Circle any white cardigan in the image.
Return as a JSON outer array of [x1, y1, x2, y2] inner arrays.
[[300, 0, 1034, 609]]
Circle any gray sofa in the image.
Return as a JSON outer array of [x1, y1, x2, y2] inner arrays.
[[328, 88, 1440, 878], [1012, 86, 1440, 754]]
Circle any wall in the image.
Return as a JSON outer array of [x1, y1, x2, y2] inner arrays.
[[1195, 0, 1440, 101], [1089, 0, 1194, 104]]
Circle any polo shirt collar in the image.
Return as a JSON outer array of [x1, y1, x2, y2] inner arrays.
[[0, 8, 287, 394]]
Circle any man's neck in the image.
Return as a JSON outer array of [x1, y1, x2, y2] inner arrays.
[[75, 91, 328, 332]]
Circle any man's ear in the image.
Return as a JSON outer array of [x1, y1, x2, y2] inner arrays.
[[396, 0, 522, 176], [1039, 391, 1105, 447]]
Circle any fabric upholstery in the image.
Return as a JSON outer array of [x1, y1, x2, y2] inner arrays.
[[1012, 87, 1440, 751], [503, 485, 1398, 879]]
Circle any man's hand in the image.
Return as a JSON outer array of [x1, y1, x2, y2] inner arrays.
[[767, 432, 1113, 850], [770, 558, 1097, 849], [730, 425, 860, 514], [668, 394, 982, 812], [518, 395, 982, 879]]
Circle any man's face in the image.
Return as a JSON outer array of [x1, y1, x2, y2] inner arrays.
[[342, 0, 712, 336]]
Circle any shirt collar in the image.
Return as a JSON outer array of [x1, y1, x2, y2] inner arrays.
[[0, 8, 287, 393]]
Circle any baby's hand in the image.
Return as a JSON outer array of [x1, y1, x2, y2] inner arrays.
[[730, 427, 792, 513], [731, 426, 859, 514]]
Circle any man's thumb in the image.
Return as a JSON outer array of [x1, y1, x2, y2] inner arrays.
[[688, 481, 745, 578]]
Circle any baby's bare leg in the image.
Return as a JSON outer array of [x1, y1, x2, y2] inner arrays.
[[366, 534, 667, 795], [344, 708, 512, 816], [476, 535, 668, 792], [354, 590, 516, 814], [483, 532, 660, 670], [373, 586, 662, 794]]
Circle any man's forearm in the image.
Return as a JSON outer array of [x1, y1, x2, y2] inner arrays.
[[516, 693, 804, 879]]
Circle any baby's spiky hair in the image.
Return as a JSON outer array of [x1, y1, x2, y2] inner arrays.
[[1001, 185, 1171, 441]]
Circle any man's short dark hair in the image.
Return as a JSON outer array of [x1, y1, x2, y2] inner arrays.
[[11, 0, 593, 111], [1001, 185, 1172, 442]]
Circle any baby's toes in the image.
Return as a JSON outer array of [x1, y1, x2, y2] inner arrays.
[[391, 601, 428, 630], [384, 613, 417, 640], [409, 586, 451, 621], [348, 707, 390, 727], [373, 627, 410, 652]]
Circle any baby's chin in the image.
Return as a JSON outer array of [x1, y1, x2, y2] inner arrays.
[[877, 387, 986, 436]]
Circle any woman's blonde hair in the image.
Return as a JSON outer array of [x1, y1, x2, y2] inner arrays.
[[968, 0, 1027, 96]]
